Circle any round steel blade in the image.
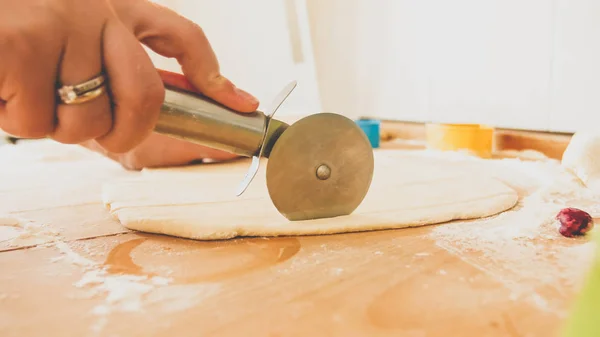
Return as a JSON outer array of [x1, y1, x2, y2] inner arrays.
[[266, 113, 374, 221]]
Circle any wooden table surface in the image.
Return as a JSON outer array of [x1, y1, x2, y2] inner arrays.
[[0, 139, 596, 337]]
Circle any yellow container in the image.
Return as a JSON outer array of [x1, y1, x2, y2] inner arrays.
[[425, 123, 494, 158]]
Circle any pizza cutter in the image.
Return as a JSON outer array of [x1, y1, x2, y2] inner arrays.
[[155, 70, 374, 221]]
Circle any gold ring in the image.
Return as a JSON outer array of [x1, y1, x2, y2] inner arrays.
[[57, 74, 107, 105]]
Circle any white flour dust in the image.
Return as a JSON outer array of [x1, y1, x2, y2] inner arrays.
[[51, 240, 221, 334], [53, 240, 171, 318], [428, 151, 597, 316], [0, 215, 60, 248], [74, 268, 173, 317]]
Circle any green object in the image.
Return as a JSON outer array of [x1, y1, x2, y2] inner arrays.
[[563, 231, 600, 337]]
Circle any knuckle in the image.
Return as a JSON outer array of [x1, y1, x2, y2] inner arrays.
[[132, 80, 163, 110], [99, 82, 162, 154], [128, 79, 164, 124], [188, 22, 207, 41], [198, 73, 230, 96], [143, 81, 165, 113]]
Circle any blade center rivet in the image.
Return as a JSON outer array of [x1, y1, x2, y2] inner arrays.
[[316, 164, 331, 180]]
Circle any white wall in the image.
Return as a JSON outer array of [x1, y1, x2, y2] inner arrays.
[[148, 0, 600, 133], [148, 0, 322, 117], [550, 0, 600, 132], [306, 0, 600, 132]]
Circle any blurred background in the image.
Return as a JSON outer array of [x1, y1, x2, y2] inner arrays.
[[149, 0, 600, 133]]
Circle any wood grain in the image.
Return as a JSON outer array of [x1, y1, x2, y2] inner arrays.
[[0, 229, 563, 337], [0, 137, 594, 337]]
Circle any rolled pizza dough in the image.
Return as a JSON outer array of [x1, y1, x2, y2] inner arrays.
[[562, 131, 600, 194], [102, 151, 519, 240]]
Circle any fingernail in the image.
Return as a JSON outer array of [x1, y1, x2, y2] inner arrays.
[[235, 87, 259, 105]]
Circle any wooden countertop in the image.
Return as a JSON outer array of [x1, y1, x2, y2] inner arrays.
[[0, 139, 595, 337]]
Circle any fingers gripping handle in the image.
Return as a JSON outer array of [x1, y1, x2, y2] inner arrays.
[[155, 69, 267, 157], [154, 69, 297, 196]]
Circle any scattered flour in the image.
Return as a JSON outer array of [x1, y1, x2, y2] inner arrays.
[[54, 241, 96, 267], [330, 268, 344, 276], [0, 216, 60, 247], [429, 152, 597, 316], [51, 239, 221, 334], [75, 269, 171, 314]]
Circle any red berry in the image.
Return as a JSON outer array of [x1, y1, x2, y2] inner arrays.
[[556, 208, 594, 238]]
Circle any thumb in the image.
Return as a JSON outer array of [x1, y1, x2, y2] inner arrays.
[[115, 0, 259, 113]]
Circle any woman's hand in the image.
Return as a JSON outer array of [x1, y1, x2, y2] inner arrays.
[[0, 0, 259, 167], [81, 133, 239, 170]]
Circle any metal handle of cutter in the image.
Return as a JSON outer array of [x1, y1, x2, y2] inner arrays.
[[155, 70, 268, 158]]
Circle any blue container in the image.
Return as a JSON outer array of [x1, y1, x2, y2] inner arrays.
[[356, 119, 381, 149]]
